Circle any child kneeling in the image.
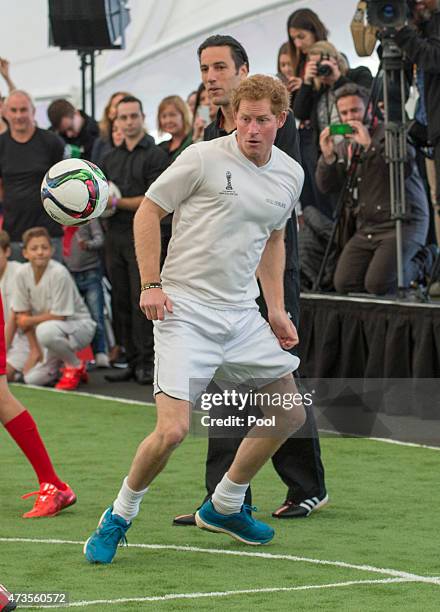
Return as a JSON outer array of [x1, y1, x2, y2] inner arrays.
[[10, 227, 96, 390]]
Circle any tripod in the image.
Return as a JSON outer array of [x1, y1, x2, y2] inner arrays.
[[381, 32, 408, 296]]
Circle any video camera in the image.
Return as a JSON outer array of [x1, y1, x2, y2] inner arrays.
[[366, 0, 409, 29]]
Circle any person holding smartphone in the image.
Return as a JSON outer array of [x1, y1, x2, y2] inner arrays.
[[191, 83, 217, 142], [316, 83, 431, 295]]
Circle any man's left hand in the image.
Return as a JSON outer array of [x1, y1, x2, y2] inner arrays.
[[346, 120, 372, 150], [268, 311, 299, 350]]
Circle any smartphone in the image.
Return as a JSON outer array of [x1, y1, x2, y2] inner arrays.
[[329, 123, 354, 135], [197, 105, 211, 123]]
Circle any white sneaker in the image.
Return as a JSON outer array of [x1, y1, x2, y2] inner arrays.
[[95, 353, 110, 368]]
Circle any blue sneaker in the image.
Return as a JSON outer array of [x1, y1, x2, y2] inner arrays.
[[195, 500, 274, 545], [84, 507, 131, 564]]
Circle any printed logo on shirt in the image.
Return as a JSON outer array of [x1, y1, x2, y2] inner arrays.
[[219, 170, 238, 196], [265, 198, 288, 209]]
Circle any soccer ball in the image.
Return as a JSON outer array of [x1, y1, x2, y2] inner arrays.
[[41, 159, 109, 226]]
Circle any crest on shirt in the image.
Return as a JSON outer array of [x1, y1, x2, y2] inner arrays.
[[219, 170, 238, 196]]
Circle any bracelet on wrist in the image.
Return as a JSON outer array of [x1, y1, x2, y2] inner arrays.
[[141, 282, 162, 292]]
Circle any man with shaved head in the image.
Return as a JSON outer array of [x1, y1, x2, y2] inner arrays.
[[0, 91, 65, 261]]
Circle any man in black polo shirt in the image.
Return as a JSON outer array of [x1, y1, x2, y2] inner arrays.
[[102, 95, 168, 385], [0, 90, 65, 261], [173, 35, 327, 525], [47, 99, 99, 160]]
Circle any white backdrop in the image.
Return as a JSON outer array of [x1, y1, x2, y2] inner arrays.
[[1, 0, 379, 131]]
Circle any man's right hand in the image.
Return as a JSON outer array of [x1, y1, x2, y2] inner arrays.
[[139, 288, 173, 321], [319, 127, 336, 164]]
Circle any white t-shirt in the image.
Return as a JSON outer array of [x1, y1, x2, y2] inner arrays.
[[146, 133, 304, 308], [0, 260, 23, 322], [12, 259, 92, 321]]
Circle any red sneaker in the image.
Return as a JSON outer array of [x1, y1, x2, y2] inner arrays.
[[55, 361, 88, 390], [22, 482, 77, 518]]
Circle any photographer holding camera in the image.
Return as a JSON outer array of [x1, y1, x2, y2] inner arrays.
[[316, 83, 431, 295], [294, 41, 372, 144]]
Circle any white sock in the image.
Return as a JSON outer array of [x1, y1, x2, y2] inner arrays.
[[211, 473, 249, 515], [112, 477, 148, 522]]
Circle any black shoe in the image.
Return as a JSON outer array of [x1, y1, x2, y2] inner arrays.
[[173, 512, 196, 526], [272, 493, 329, 519], [134, 365, 154, 385], [104, 367, 134, 383], [411, 244, 440, 286]]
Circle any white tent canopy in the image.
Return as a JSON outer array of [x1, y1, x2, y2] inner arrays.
[[2, 0, 378, 130]]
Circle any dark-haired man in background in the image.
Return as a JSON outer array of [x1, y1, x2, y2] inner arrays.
[[102, 96, 168, 385], [47, 98, 99, 160], [173, 35, 328, 526], [317, 83, 430, 294]]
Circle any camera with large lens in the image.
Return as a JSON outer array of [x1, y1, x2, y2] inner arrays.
[[366, 0, 408, 29], [317, 53, 333, 77]]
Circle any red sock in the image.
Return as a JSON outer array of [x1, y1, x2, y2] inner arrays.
[[4, 410, 67, 490]]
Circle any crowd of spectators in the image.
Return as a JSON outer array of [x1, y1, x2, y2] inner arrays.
[[0, 1, 440, 392]]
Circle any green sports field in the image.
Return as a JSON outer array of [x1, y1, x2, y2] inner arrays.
[[1, 386, 439, 611]]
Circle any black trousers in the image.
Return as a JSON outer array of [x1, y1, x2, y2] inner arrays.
[[200, 221, 326, 507], [106, 227, 154, 368], [334, 229, 423, 295]]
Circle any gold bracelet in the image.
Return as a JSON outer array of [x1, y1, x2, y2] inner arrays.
[[140, 282, 162, 292]]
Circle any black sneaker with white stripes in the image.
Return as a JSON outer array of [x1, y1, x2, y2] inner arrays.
[[272, 493, 328, 519]]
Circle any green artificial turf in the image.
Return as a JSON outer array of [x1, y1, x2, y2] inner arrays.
[[0, 386, 439, 611]]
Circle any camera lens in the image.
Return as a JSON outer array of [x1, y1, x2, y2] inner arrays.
[[317, 63, 333, 77], [382, 3, 396, 20]]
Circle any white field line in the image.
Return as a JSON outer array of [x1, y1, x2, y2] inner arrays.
[[319, 429, 440, 451], [18, 578, 416, 609], [11, 383, 152, 407], [12, 384, 440, 450], [1, 538, 440, 586]]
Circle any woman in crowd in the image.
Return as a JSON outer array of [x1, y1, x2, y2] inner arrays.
[[91, 91, 130, 165], [157, 95, 193, 163], [294, 41, 372, 138], [287, 9, 328, 101], [284, 10, 332, 218], [191, 82, 217, 142], [276, 42, 294, 85]]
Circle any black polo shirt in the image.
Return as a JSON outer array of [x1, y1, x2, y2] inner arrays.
[[0, 127, 65, 241], [101, 134, 168, 231], [203, 109, 301, 276]]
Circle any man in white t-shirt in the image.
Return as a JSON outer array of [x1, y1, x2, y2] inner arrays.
[[85, 75, 306, 564], [11, 227, 96, 390]]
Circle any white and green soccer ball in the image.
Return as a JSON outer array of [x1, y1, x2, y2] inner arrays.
[[41, 158, 109, 226]]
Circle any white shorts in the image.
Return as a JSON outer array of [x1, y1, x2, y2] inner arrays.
[[153, 295, 300, 403]]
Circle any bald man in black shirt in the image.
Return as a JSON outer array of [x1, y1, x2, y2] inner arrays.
[[0, 90, 65, 261]]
